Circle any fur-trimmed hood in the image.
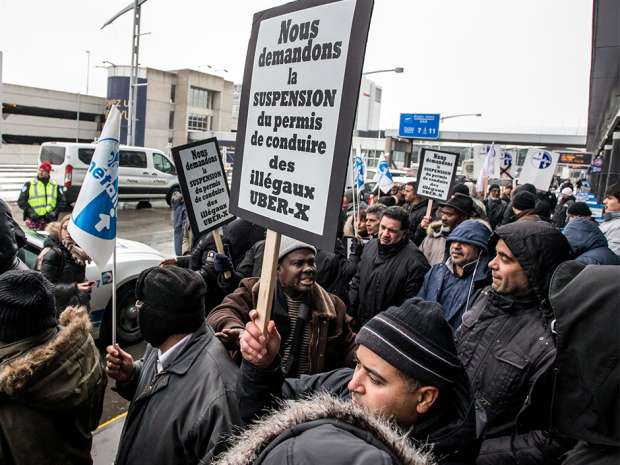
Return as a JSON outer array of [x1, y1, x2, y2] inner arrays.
[[212, 393, 434, 465], [0, 306, 103, 411]]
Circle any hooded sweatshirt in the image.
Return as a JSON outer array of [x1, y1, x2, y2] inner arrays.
[[562, 218, 620, 266], [0, 307, 106, 465]]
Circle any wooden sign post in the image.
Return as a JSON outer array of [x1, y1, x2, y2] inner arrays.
[[255, 230, 281, 333]]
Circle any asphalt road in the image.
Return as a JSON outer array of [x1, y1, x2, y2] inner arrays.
[[8, 200, 175, 424]]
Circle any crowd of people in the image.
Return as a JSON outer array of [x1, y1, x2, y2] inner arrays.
[[0, 177, 619, 465]]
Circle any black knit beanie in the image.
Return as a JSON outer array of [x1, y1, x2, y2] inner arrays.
[[512, 191, 537, 211], [567, 202, 591, 217], [356, 298, 463, 387], [135, 266, 206, 346], [0, 270, 57, 342]]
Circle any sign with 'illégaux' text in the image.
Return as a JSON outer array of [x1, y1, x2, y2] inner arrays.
[[399, 113, 440, 140], [171, 138, 234, 238], [229, 0, 374, 250], [415, 148, 460, 201]]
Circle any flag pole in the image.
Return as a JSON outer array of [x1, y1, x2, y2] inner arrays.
[[350, 153, 359, 237], [112, 246, 117, 346]]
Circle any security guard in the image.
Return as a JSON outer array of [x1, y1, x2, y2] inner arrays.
[[17, 162, 64, 230]]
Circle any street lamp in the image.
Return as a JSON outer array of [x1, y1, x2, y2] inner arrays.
[[102, 60, 118, 68], [440, 113, 482, 122], [85, 50, 91, 95], [362, 67, 404, 76]]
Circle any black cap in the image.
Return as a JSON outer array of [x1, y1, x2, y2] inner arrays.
[[0, 270, 57, 342], [356, 298, 463, 387], [512, 191, 537, 211], [439, 193, 474, 216], [136, 266, 206, 335], [567, 202, 592, 217]]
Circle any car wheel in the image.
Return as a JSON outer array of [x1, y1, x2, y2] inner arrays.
[[99, 282, 142, 345], [136, 200, 152, 209]]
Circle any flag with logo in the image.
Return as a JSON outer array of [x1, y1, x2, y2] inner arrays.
[[68, 106, 121, 267], [476, 143, 496, 194], [353, 151, 366, 189], [518, 148, 559, 191], [373, 153, 394, 194]]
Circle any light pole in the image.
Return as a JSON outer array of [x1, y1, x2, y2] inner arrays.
[[85, 50, 91, 95], [102, 0, 150, 146], [440, 113, 482, 122]]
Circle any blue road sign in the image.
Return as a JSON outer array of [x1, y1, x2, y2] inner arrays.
[[399, 113, 440, 139]]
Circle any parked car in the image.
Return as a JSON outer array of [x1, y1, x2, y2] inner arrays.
[[39, 142, 180, 207], [21, 228, 165, 343]]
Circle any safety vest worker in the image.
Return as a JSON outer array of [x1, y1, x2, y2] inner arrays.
[[17, 161, 63, 230]]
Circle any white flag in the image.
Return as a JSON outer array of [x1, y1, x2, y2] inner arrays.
[[476, 144, 496, 194], [373, 153, 394, 194], [67, 106, 121, 267]]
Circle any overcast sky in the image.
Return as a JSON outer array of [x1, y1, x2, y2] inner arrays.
[[0, 0, 592, 134]]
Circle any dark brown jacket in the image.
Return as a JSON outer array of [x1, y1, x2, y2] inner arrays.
[[0, 307, 106, 465], [208, 278, 356, 374]]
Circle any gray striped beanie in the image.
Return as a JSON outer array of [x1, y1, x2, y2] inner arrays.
[[356, 298, 462, 387]]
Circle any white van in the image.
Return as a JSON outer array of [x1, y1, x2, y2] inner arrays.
[[39, 142, 180, 206]]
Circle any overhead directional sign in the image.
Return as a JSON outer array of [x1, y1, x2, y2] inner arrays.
[[399, 113, 440, 139]]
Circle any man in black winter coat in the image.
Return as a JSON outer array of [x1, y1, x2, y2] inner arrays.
[[348, 206, 429, 330], [230, 298, 478, 465], [105, 266, 241, 465], [0, 199, 28, 274], [455, 221, 573, 465]]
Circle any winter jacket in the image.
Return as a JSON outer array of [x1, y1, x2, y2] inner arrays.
[[114, 322, 241, 465], [39, 237, 90, 313], [176, 233, 230, 313], [455, 221, 573, 465], [348, 238, 429, 329], [236, 360, 479, 465], [418, 258, 490, 330], [420, 221, 449, 266], [552, 197, 575, 228], [599, 211, 620, 256], [562, 218, 620, 265], [222, 218, 266, 266], [547, 261, 620, 462], [0, 307, 106, 465], [484, 198, 506, 230], [208, 278, 356, 374], [211, 392, 434, 465], [0, 201, 28, 274], [418, 220, 492, 330], [406, 199, 436, 245]]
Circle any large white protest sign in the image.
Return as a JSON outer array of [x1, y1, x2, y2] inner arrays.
[[229, 0, 373, 250], [171, 138, 234, 238], [518, 148, 559, 191], [416, 148, 460, 201]]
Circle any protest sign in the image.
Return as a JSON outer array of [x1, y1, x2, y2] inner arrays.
[[518, 148, 559, 191], [171, 138, 235, 239], [229, 0, 374, 251], [416, 148, 460, 202]]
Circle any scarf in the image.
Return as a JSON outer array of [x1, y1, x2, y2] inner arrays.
[[61, 238, 91, 267]]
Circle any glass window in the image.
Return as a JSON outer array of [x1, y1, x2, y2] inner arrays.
[[78, 148, 95, 165], [119, 150, 147, 168], [375, 87, 382, 103], [40, 146, 66, 165], [169, 111, 175, 130], [187, 113, 210, 131], [189, 86, 212, 109], [153, 153, 176, 175], [170, 84, 176, 103]]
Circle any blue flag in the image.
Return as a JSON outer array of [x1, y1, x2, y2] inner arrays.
[[353, 154, 366, 189], [373, 154, 394, 194]]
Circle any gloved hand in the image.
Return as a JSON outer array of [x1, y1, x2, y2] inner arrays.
[[349, 237, 364, 257], [213, 253, 233, 274]]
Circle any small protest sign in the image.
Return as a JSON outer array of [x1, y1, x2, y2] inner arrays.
[[415, 148, 460, 202], [518, 149, 559, 191], [171, 138, 235, 239], [229, 0, 374, 251]]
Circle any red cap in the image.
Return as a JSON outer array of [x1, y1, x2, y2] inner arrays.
[[39, 162, 52, 172]]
